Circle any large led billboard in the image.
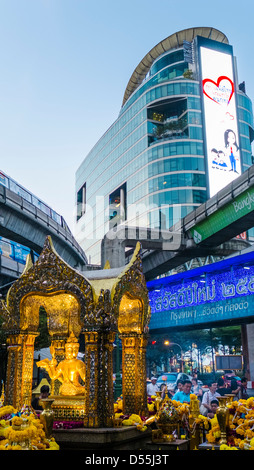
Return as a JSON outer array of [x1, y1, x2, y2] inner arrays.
[[200, 44, 241, 197]]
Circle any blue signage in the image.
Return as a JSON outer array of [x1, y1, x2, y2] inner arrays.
[[147, 250, 254, 329]]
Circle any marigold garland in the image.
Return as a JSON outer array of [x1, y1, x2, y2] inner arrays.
[[0, 406, 16, 419], [112, 392, 254, 449], [205, 397, 254, 449], [0, 407, 59, 450]]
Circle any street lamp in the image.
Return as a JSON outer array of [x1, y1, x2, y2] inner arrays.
[[164, 341, 184, 373]]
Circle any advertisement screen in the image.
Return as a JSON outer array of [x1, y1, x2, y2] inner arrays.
[[200, 46, 241, 197]]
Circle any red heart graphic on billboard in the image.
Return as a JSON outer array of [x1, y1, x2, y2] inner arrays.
[[203, 75, 234, 105]]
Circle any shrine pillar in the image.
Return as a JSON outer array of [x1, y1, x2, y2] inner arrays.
[[83, 330, 115, 428], [83, 331, 99, 427], [5, 331, 38, 409], [98, 330, 115, 427], [120, 332, 148, 415]]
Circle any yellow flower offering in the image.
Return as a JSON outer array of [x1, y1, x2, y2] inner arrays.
[[129, 414, 142, 424], [12, 416, 23, 427], [136, 424, 147, 432], [0, 406, 16, 419], [147, 403, 155, 412], [245, 429, 254, 439], [220, 444, 229, 450], [122, 419, 133, 426]]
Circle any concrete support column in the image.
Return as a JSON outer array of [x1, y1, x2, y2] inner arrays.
[[101, 236, 125, 269]]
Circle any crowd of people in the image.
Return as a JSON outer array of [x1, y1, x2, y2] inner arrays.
[[147, 374, 249, 418]]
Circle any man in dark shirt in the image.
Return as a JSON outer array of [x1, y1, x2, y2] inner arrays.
[[31, 385, 50, 412], [216, 377, 229, 396], [239, 377, 248, 400]]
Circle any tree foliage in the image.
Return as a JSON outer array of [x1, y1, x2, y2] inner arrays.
[[146, 326, 242, 375]]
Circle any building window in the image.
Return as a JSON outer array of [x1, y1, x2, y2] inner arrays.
[[109, 183, 127, 229], [147, 98, 188, 146], [76, 183, 86, 221]]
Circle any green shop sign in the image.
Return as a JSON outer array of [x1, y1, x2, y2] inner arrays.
[[190, 185, 254, 244]]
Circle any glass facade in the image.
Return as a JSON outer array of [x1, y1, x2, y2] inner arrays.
[[75, 28, 254, 265]]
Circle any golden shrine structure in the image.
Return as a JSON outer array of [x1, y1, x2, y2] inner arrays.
[[0, 236, 150, 429]]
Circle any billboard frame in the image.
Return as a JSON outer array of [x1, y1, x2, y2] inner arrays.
[[195, 36, 243, 198], [215, 354, 243, 371]]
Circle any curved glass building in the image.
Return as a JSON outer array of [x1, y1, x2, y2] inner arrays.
[[75, 27, 254, 265]]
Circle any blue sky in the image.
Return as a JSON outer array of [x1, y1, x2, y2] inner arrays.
[[0, 0, 254, 231]]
